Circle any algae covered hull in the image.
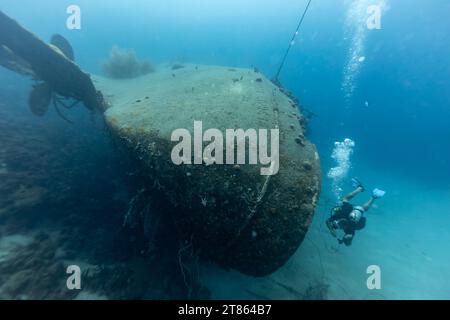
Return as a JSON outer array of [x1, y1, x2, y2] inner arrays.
[[96, 64, 321, 276]]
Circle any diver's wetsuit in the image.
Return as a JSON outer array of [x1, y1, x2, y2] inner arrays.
[[327, 201, 366, 246]]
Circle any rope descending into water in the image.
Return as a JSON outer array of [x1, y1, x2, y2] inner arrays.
[[273, 0, 313, 81]]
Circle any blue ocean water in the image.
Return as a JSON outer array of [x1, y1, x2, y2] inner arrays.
[[0, 0, 449, 299]]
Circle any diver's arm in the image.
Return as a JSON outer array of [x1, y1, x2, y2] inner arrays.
[[338, 234, 354, 246], [361, 197, 375, 212]]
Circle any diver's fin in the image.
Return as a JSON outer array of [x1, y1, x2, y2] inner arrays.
[[50, 34, 74, 61], [351, 177, 365, 192], [28, 82, 52, 116], [372, 188, 386, 199]]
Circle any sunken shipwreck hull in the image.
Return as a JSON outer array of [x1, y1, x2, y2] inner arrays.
[[95, 65, 321, 277], [0, 10, 320, 277]]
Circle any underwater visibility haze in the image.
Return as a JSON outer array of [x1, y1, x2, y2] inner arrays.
[[0, 0, 449, 300]]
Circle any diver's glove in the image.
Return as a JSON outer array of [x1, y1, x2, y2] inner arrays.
[[351, 178, 365, 192], [372, 188, 386, 199]]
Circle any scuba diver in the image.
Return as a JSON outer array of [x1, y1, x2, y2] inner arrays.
[[326, 178, 385, 246]]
